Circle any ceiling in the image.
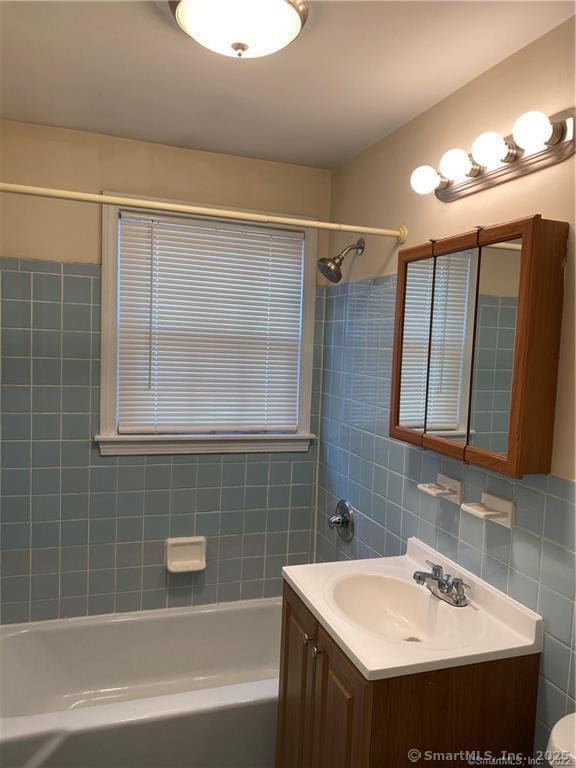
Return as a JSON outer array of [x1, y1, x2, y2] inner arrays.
[[0, 1, 574, 167]]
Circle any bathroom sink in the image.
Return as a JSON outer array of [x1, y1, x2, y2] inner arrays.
[[330, 573, 480, 648], [332, 574, 448, 643], [282, 538, 543, 680]]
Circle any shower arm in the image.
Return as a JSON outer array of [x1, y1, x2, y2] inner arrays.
[[0, 182, 408, 243], [336, 241, 365, 260]]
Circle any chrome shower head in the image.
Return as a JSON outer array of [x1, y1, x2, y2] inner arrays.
[[316, 238, 365, 284], [317, 256, 344, 283]]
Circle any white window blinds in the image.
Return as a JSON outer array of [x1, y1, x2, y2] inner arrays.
[[117, 213, 305, 435], [427, 253, 474, 431], [399, 260, 434, 429], [399, 253, 474, 432]]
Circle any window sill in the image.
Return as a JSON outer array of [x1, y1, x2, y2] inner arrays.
[[94, 433, 315, 456], [424, 429, 477, 438]]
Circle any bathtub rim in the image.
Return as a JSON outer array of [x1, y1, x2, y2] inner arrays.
[[0, 595, 282, 639]]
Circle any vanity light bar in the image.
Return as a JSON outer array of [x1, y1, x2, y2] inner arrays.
[[410, 108, 575, 203]]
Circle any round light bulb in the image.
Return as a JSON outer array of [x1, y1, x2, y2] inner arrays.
[[439, 148, 472, 181], [410, 165, 442, 195], [512, 111, 553, 153], [471, 131, 509, 170], [174, 0, 307, 59]]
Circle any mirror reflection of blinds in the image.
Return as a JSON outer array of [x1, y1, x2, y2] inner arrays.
[[427, 253, 473, 431], [399, 260, 434, 428], [399, 254, 472, 431], [117, 213, 305, 434]]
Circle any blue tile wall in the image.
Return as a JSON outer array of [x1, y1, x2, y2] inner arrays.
[[470, 294, 517, 453], [2, 258, 574, 749], [0, 259, 318, 622], [314, 277, 575, 749]]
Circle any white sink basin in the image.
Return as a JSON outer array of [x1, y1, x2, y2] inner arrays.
[[331, 573, 480, 648], [282, 538, 543, 681]]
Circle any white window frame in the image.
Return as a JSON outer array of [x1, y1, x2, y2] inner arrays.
[[96, 200, 317, 455]]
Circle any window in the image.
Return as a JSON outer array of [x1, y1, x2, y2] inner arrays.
[[399, 252, 476, 435], [97, 206, 316, 454]]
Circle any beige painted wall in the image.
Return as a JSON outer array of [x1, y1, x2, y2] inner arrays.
[[0, 121, 332, 264], [0, 20, 573, 478], [480, 246, 521, 298], [330, 18, 575, 479]]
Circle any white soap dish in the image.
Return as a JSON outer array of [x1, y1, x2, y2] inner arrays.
[[461, 492, 515, 528], [165, 537, 207, 573], [417, 474, 462, 505]]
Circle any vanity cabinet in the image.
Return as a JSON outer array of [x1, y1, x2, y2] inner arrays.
[[390, 214, 569, 477], [276, 579, 318, 767], [276, 584, 371, 768], [310, 625, 372, 768], [276, 583, 540, 768]]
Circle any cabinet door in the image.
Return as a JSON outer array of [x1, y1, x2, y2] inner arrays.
[[422, 241, 479, 461], [390, 242, 434, 447], [464, 215, 568, 477], [276, 584, 318, 768], [311, 625, 372, 768]]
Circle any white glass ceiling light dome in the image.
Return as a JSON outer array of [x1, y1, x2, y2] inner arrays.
[[512, 111, 553, 153], [471, 131, 510, 170], [410, 165, 442, 195], [439, 148, 473, 181], [174, 0, 308, 59]]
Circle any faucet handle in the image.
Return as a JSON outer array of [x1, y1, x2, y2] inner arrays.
[[451, 578, 470, 597], [449, 577, 470, 607], [425, 560, 444, 578]]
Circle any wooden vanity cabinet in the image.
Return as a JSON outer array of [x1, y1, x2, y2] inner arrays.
[[275, 578, 318, 767], [276, 584, 540, 768], [276, 584, 371, 768], [310, 624, 372, 768]]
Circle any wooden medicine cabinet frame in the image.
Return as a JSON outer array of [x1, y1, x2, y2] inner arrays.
[[390, 215, 569, 478]]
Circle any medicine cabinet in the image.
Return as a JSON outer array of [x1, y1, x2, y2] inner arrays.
[[390, 215, 568, 478]]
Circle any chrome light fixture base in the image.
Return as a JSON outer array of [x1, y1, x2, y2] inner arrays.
[[435, 108, 574, 203]]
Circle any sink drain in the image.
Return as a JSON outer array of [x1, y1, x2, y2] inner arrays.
[[403, 636, 422, 642]]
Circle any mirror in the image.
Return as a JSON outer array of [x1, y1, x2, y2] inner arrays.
[[398, 259, 433, 432], [469, 239, 521, 454], [425, 249, 479, 443], [391, 216, 568, 478]]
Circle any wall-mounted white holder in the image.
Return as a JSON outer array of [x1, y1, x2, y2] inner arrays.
[[417, 474, 462, 506], [461, 492, 515, 528], [165, 537, 207, 573]]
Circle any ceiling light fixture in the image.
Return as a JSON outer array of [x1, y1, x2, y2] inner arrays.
[[172, 0, 308, 59], [409, 108, 574, 203]]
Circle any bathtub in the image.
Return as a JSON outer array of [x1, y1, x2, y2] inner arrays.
[[0, 598, 281, 768]]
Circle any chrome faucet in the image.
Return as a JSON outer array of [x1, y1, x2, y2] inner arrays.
[[413, 560, 469, 607]]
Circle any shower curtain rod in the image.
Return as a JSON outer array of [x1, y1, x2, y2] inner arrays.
[[0, 182, 408, 242]]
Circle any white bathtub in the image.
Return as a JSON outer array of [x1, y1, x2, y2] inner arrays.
[[0, 598, 281, 768]]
